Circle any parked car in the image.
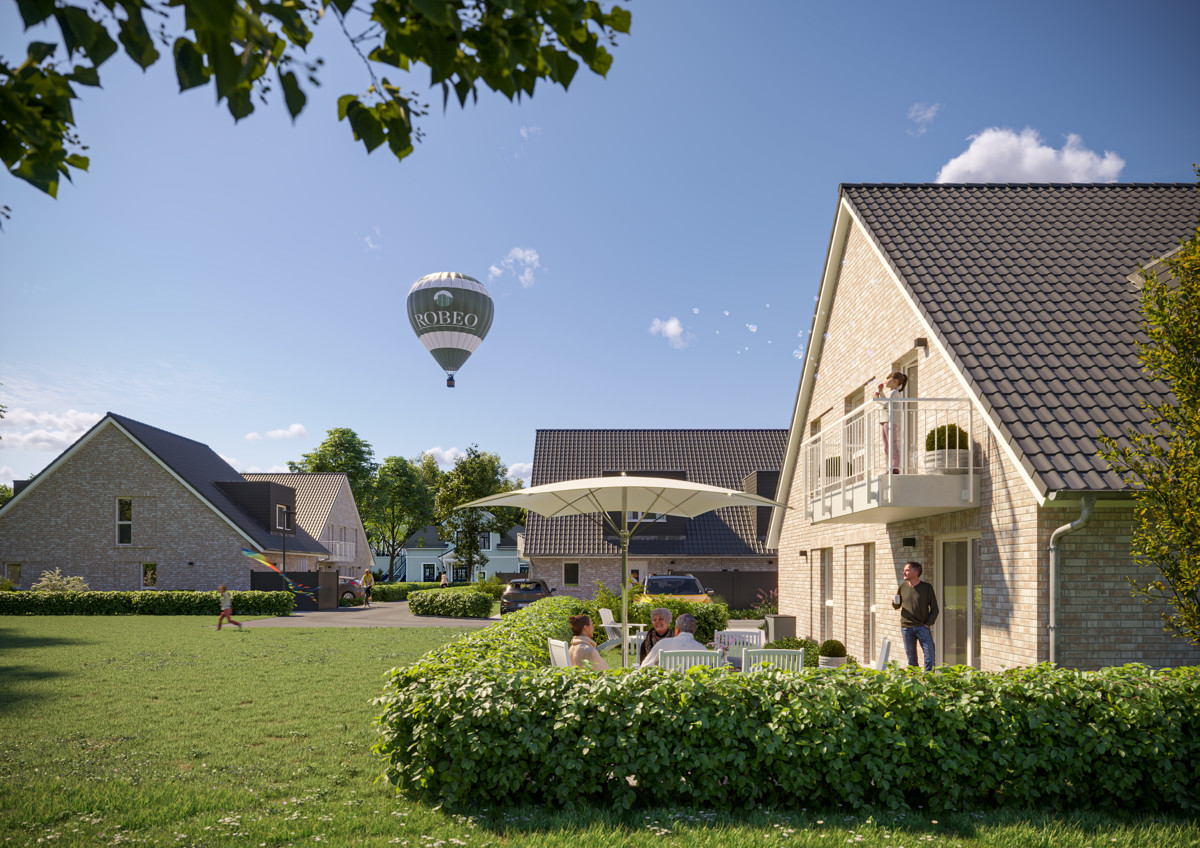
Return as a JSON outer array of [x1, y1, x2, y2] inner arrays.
[[641, 573, 713, 604], [338, 576, 364, 600], [500, 578, 555, 614]]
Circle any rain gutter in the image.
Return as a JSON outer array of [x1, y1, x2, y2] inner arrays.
[[1048, 493, 1096, 665]]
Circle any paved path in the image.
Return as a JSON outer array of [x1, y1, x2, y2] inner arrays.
[[240, 602, 765, 632], [240, 600, 499, 629]]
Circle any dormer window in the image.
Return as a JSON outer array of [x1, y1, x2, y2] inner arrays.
[[275, 505, 290, 530]]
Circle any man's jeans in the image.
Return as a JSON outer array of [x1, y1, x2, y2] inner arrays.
[[902, 625, 935, 671]]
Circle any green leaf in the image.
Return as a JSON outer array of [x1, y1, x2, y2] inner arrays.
[[27, 41, 58, 64], [118, 11, 160, 69], [67, 65, 101, 86], [16, 0, 55, 27], [278, 69, 306, 119], [54, 6, 119, 65], [172, 39, 209, 90], [411, 0, 455, 27]]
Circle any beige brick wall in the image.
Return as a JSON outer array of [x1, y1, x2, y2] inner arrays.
[[776, 221, 1200, 670], [0, 423, 316, 591]]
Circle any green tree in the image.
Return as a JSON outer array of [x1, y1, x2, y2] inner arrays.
[[434, 444, 522, 579], [1, 0, 631, 203], [365, 455, 436, 579], [288, 427, 378, 511], [0, 483, 12, 508], [1099, 175, 1200, 645]]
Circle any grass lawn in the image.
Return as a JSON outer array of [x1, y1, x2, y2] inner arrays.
[[1, 616, 1196, 847]]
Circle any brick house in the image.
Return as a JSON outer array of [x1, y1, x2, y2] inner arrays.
[[242, 473, 374, 580], [768, 183, 1200, 670], [0, 413, 366, 590], [524, 429, 786, 603]]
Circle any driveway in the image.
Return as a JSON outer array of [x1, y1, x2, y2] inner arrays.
[[241, 600, 500, 629]]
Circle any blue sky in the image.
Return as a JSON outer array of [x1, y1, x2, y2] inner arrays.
[[2, 0, 1198, 488]]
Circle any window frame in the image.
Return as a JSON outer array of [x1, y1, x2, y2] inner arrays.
[[563, 562, 580, 586], [116, 497, 133, 545]]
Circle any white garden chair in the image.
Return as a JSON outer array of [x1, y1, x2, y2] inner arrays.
[[548, 638, 571, 668], [713, 629, 764, 664], [744, 648, 806, 673], [658, 650, 722, 670], [597, 608, 646, 652]]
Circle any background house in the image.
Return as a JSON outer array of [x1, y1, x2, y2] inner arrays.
[[242, 472, 374, 579], [524, 429, 786, 602], [0, 413, 354, 590], [392, 520, 525, 583], [769, 183, 1200, 670]]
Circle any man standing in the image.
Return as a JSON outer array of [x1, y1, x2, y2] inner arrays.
[[892, 561, 938, 670], [640, 613, 706, 667]]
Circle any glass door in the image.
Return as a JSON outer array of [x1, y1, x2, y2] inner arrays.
[[940, 537, 981, 667]]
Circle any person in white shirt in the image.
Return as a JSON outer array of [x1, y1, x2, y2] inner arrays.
[[640, 613, 706, 667]]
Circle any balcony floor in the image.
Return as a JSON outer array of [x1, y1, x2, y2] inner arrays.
[[809, 471, 980, 524]]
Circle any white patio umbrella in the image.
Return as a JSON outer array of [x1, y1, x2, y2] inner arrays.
[[459, 474, 787, 666]]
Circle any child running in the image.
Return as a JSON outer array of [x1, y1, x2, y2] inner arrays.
[[217, 584, 243, 630]]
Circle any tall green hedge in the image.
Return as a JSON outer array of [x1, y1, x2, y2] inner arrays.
[[371, 582, 443, 603], [374, 597, 1200, 814], [0, 590, 294, 616]]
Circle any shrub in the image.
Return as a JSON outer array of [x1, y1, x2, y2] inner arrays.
[[30, 567, 89, 592], [473, 574, 506, 600], [925, 423, 970, 451], [0, 577, 14, 591], [340, 596, 365, 607], [407, 589, 493, 618], [765, 636, 819, 667], [372, 582, 441, 603], [0, 590, 293, 616], [819, 639, 847, 657], [375, 655, 1200, 813]]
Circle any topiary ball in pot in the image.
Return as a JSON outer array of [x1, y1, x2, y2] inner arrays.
[[818, 639, 847, 668]]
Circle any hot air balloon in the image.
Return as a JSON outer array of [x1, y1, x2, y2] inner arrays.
[[407, 272, 494, 387]]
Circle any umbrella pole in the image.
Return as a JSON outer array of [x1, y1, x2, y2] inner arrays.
[[621, 490, 630, 668]]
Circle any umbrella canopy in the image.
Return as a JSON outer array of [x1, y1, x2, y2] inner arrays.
[[460, 474, 787, 665]]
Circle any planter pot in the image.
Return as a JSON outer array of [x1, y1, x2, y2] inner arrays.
[[818, 655, 847, 668], [923, 449, 970, 474]]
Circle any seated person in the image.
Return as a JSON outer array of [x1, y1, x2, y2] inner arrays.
[[568, 614, 609, 670], [640, 613, 706, 667], [638, 607, 674, 664]]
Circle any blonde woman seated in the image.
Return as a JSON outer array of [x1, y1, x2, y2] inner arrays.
[[568, 614, 609, 670]]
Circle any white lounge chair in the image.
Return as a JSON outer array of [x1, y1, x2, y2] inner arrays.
[[874, 637, 891, 671], [658, 649, 722, 670], [744, 648, 806, 672], [548, 637, 571, 668], [597, 608, 646, 652]]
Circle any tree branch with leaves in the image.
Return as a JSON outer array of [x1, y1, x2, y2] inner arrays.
[[1, 0, 631, 207], [1099, 168, 1200, 645]]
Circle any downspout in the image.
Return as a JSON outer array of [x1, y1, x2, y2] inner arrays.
[[1048, 493, 1097, 665]]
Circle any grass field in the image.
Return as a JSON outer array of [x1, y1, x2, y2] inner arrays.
[[1, 616, 1197, 847]]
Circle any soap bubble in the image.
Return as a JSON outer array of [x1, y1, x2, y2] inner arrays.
[[746, 324, 757, 333], [793, 349, 804, 359], [692, 308, 700, 314]]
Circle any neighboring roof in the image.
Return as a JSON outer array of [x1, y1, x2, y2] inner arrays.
[[402, 524, 448, 550], [525, 429, 787, 557], [3, 412, 326, 554], [241, 472, 359, 542]]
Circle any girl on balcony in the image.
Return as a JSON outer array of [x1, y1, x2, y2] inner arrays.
[[875, 371, 908, 474]]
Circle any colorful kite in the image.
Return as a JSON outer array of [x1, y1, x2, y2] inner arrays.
[[241, 548, 318, 605]]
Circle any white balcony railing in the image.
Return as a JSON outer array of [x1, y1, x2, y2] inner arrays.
[[801, 397, 981, 524], [324, 540, 357, 561]]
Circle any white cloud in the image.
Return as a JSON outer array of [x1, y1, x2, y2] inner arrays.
[[0, 408, 102, 452], [266, 423, 307, 440], [520, 126, 541, 140], [649, 317, 690, 349], [508, 461, 532, 486], [423, 446, 467, 468], [488, 247, 541, 288], [244, 432, 262, 441], [363, 225, 382, 251], [936, 128, 1125, 183], [907, 102, 940, 137]]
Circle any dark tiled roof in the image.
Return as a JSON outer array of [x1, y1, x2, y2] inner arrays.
[[108, 413, 327, 553], [525, 429, 787, 557], [841, 183, 1200, 494]]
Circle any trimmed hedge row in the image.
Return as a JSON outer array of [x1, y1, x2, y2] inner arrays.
[[406, 589, 493, 618], [375, 597, 1200, 814], [371, 582, 444, 603], [0, 590, 294, 616]]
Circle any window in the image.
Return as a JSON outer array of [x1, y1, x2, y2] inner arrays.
[[564, 562, 580, 586], [478, 532, 490, 550], [627, 511, 666, 523], [276, 505, 290, 530], [142, 563, 157, 589], [5, 564, 19, 586], [117, 498, 133, 545]]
